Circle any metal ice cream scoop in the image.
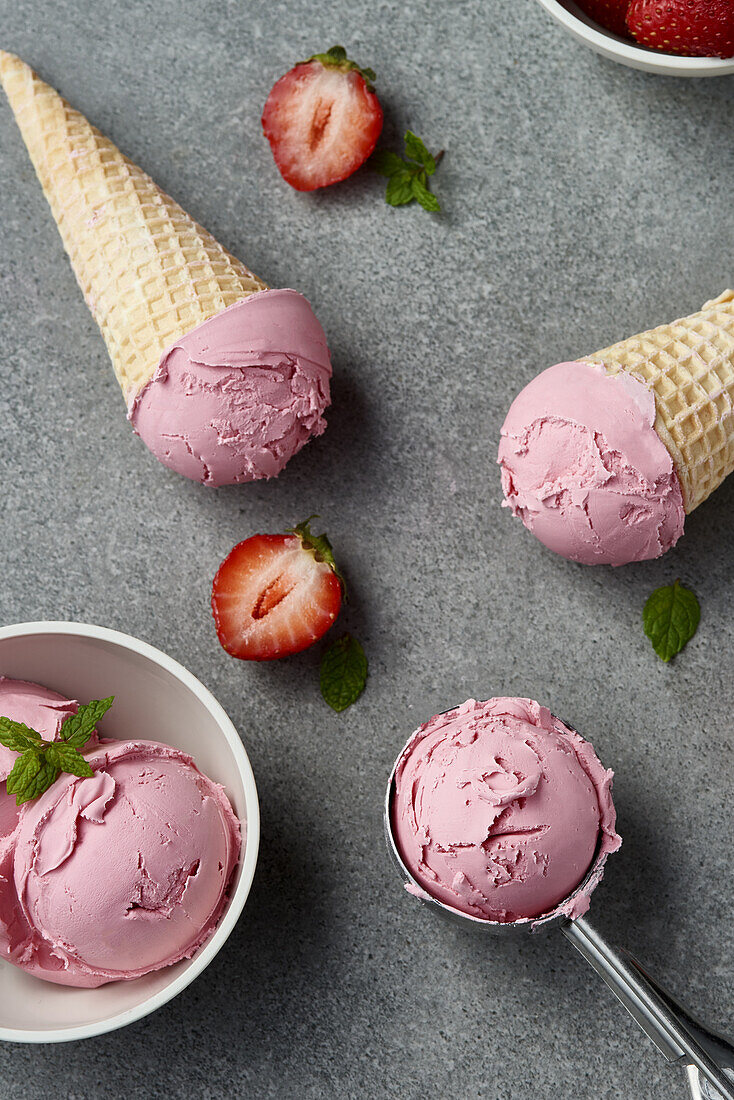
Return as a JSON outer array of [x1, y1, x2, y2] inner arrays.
[[384, 717, 734, 1100]]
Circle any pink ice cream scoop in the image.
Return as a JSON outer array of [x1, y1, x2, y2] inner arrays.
[[0, 677, 80, 828], [385, 699, 734, 1100], [498, 362, 685, 567], [129, 289, 332, 487], [0, 678, 241, 988], [9, 739, 240, 987], [0, 678, 83, 915], [390, 697, 620, 924], [0, 677, 86, 972]]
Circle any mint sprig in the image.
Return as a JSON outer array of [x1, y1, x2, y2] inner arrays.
[[643, 581, 700, 662], [320, 634, 368, 712], [0, 697, 113, 805], [372, 131, 443, 213], [305, 45, 377, 91]]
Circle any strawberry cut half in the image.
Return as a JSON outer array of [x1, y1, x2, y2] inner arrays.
[[262, 45, 383, 191], [211, 519, 344, 660]]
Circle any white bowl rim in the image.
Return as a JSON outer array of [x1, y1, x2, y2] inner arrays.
[[535, 0, 734, 73], [0, 620, 260, 1044]]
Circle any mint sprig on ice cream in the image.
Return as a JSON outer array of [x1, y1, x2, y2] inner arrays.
[[0, 696, 113, 805]]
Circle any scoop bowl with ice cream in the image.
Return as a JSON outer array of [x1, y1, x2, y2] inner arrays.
[[2, 730, 240, 989], [0, 51, 331, 486], [385, 697, 734, 1100], [498, 291, 734, 565], [0, 622, 259, 1043]]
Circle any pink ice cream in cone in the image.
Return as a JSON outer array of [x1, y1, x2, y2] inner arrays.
[[499, 291, 734, 564], [0, 51, 331, 486]]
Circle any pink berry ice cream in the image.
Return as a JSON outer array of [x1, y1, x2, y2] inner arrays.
[[0, 52, 333, 490], [391, 697, 620, 924], [129, 289, 332, 487], [0, 679, 241, 987], [0, 678, 81, 872], [498, 362, 685, 566]]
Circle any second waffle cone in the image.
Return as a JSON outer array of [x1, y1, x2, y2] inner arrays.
[[581, 290, 734, 513]]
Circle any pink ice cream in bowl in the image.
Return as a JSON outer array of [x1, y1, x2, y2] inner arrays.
[[385, 697, 734, 1100], [0, 622, 259, 1043]]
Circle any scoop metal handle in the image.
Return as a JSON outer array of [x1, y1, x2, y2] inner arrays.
[[562, 917, 734, 1100]]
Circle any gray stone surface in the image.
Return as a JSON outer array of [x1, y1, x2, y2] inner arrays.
[[0, 0, 732, 1096]]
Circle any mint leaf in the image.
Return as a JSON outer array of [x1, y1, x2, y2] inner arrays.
[[405, 130, 436, 174], [7, 750, 60, 806], [411, 175, 441, 212], [59, 696, 113, 748], [46, 742, 95, 778], [371, 150, 405, 177], [320, 635, 368, 712], [6, 749, 42, 795], [386, 172, 415, 206], [20, 757, 60, 805], [643, 580, 700, 662], [0, 716, 43, 753]]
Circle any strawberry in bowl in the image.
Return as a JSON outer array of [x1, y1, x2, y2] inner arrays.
[[261, 45, 383, 191], [573, 0, 734, 56], [211, 518, 344, 660], [576, 0, 630, 36], [626, 0, 734, 57]]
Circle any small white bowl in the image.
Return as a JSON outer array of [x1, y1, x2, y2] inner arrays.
[[0, 621, 260, 1044], [535, 0, 734, 76]]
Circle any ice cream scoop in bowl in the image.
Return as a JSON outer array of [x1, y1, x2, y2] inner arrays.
[[385, 698, 734, 1100], [0, 622, 260, 1043]]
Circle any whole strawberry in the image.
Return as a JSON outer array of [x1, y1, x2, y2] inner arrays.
[[627, 0, 734, 56], [262, 45, 383, 191], [575, 0, 631, 38]]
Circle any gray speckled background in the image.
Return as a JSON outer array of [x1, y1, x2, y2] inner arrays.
[[0, 0, 733, 1096]]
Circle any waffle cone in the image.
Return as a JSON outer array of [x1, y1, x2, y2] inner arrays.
[[582, 290, 734, 513], [0, 51, 267, 402]]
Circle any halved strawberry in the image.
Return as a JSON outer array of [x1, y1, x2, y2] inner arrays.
[[626, 0, 734, 56], [575, 0, 631, 38], [261, 45, 383, 192], [211, 519, 344, 660]]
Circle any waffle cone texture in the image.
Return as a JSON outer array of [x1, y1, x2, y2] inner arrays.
[[0, 50, 267, 403], [582, 290, 734, 513]]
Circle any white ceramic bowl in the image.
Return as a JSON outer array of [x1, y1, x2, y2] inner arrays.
[[0, 621, 260, 1044], [535, 0, 734, 76]]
